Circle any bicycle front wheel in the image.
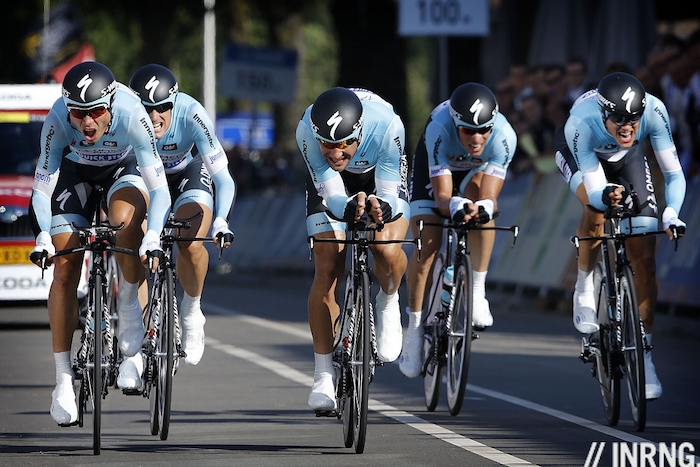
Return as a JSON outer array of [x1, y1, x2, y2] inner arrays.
[[350, 270, 371, 454], [446, 254, 473, 416], [620, 265, 646, 432], [594, 262, 620, 427], [157, 268, 176, 440], [423, 253, 445, 412], [91, 272, 104, 455]]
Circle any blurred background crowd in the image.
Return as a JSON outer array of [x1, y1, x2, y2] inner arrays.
[[224, 27, 700, 197]]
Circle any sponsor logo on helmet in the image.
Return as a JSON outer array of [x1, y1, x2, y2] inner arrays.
[[469, 99, 484, 125], [621, 86, 636, 113], [449, 105, 463, 122], [327, 111, 343, 140], [145, 76, 160, 103], [598, 93, 616, 111]]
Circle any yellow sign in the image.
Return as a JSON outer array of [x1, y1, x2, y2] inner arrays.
[[0, 245, 34, 264], [0, 111, 31, 123]]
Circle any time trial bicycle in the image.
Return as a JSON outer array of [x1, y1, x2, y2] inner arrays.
[[573, 193, 682, 432], [308, 213, 420, 454], [418, 208, 518, 415], [31, 184, 136, 455], [142, 212, 233, 440]]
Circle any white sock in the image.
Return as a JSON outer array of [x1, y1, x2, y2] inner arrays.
[[575, 268, 594, 293], [645, 333, 652, 351], [313, 352, 333, 379], [54, 351, 74, 383], [406, 307, 422, 330], [118, 280, 139, 306], [473, 270, 487, 299], [181, 292, 202, 319]]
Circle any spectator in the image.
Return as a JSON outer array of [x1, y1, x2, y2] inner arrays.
[[563, 58, 595, 107]]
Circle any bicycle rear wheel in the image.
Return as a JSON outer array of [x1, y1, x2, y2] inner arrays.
[[341, 274, 354, 448], [91, 273, 104, 455], [593, 262, 620, 427], [620, 265, 646, 432], [423, 253, 445, 412], [350, 270, 371, 454], [157, 268, 176, 440], [147, 274, 161, 436], [446, 254, 473, 416]]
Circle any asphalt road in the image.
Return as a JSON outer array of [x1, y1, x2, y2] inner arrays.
[[1, 273, 699, 467]]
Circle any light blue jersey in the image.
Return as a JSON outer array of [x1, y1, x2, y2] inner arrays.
[[32, 83, 170, 235], [564, 89, 685, 212], [155, 92, 235, 221], [296, 89, 409, 222], [426, 101, 516, 180]]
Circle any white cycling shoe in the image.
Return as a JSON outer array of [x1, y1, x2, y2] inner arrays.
[[182, 312, 206, 365], [573, 290, 599, 334], [473, 296, 494, 328], [375, 290, 402, 362], [117, 353, 143, 390], [50, 377, 78, 425], [118, 299, 145, 357], [399, 326, 424, 378], [308, 372, 336, 411], [644, 350, 663, 400]]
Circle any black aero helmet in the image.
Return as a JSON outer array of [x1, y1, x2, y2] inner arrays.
[[449, 83, 498, 129], [597, 72, 646, 118], [129, 63, 179, 106], [310, 87, 363, 143], [62, 61, 117, 109]]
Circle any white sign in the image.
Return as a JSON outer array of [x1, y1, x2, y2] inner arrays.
[[398, 0, 489, 36], [219, 44, 298, 103]]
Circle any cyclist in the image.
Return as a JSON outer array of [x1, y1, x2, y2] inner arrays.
[[554, 72, 686, 399], [296, 87, 410, 411], [122, 64, 236, 386], [399, 82, 517, 378], [29, 61, 172, 425]]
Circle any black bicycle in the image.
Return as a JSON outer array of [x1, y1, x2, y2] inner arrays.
[[308, 213, 419, 454], [32, 185, 136, 455], [142, 212, 233, 440], [418, 209, 518, 416], [573, 195, 682, 432]]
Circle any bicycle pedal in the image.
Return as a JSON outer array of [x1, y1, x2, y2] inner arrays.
[[121, 388, 143, 396], [473, 325, 486, 332], [314, 409, 338, 418]]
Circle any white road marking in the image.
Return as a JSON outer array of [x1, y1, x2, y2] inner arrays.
[[203, 302, 697, 465]]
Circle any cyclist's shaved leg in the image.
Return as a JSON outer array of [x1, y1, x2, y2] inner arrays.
[[175, 201, 213, 298], [308, 232, 345, 354], [108, 186, 148, 357], [175, 201, 213, 365], [48, 232, 82, 352], [371, 216, 408, 294], [108, 186, 148, 285], [406, 215, 442, 314], [627, 235, 658, 333]]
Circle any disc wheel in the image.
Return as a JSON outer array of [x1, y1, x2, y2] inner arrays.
[[445, 255, 473, 416], [350, 271, 371, 454], [620, 265, 646, 432], [91, 273, 104, 455], [157, 268, 176, 440], [594, 262, 620, 427], [423, 253, 445, 411]]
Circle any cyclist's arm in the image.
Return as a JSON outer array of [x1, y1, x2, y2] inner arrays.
[[128, 108, 171, 235], [646, 96, 686, 215], [31, 110, 67, 234], [431, 174, 454, 218], [374, 115, 406, 218], [189, 105, 236, 221], [565, 116, 609, 211]]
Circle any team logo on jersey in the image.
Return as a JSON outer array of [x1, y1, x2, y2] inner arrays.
[[354, 160, 369, 166], [102, 141, 117, 147], [163, 143, 177, 151]]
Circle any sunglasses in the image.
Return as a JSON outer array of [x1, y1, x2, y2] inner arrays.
[[144, 102, 174, 114], [606, 112, 641, 126], [458, 124, 493, 135], [317, 137, 358, 150], [69, 106, 109, 120]]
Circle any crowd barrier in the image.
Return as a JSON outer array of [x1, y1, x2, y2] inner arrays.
[[212, 171, 700, 309]]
